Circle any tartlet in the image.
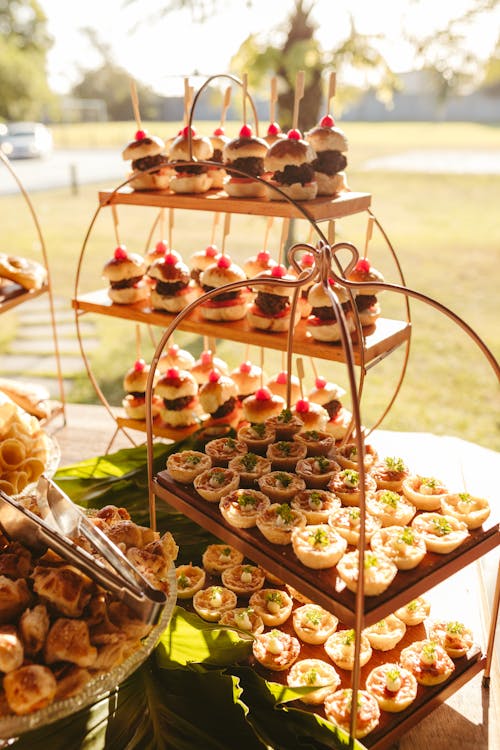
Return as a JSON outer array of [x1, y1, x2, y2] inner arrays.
[[265, 408, 304, 440], [328, 506, 382, 546], [175, 563, 206, 599], [291, 524, 347, 569], [440, 492, 490, 529], [427, 619, 474, 658], [324, 689, 380, 739], [237, 422, 276, 454], [193, 466, 239, 502], [363, 614, 407, 651], [411, 512, 469, 553], [257, 471, 306, 502], [394, 596, 431, 626], [221, 563, 266, 596], [324, 629, 373, 671], [166, 450, 211, 483], [192, 585, 238, 622], [202, 544, 244, 574], [219, 606, 264, 636], [252, 628, 300, 671], [400, 639, 455, 685], [334, 442, 378, 471], [327, 468, 377, 506], [295, 456, 341, 489], [249, 588, 294, 627], [366, 489, 417, 527], [291, 489, 341, 524], [255, 502, 307, 545], [266, 440, 307, 471], [372, 456, 410, 492], [370, 525, 427, 570], [204, 437, 248, 467], [402, 474, 450, 511], [292, 603, 339, 645], [365, 663, 418, 712], [336, 550, 398, 596], [219, 488, 270, 529], [227, 452, 272, 486], [286, 658, 341, 705], [292, 429, 334, 456]]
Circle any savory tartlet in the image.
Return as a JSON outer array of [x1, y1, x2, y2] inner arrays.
[[265, 408, 304, 440], [249, 588, 294, 626], [427, 619, 474, 658], [400, 639, 455, 685], [411, 513, 469, 553], [257, 471, 306, 502], [371, 456, 410, 492], [366, 489, 417, 527], [166, 450, 211, 483], [266, 440, 307, 471], [394, 596, 431, 626], [324, 629, 373, 671], [219, 488, 270, 529], [295, 456, 341, 489], [255, 503, 307, 545], [401, 474, 450, 511], [336, 550, 398, 596], [192, 585, 238, 622], [201, 543, 244, 574], [291, 489, 342, 524], [204, 437, 248, 466], [227, 452, 272, 486], [291, 524, 347, 569], [334, 442, 378, 471], [365, 663, 418, 712], [440, 492, 491, 529], [328, 506, 382, 546], [236, 422, 276, 454], [327, 468, 377, 506], [324, 689, 380, 739], [292, 603, 339, 645], [286, 658, 341, 705], [175, 563, 206, 599], [363, 614, 407, 651], [370, 525, 427, 570], [219, 606, 264, 636], [292, 429, 335, 457], [221, 563, 266, 596], [252, 628, 300, 671], [193, 466, 239, 502]]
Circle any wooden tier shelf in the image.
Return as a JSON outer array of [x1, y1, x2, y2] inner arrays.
[[0, 282, 49, 314], [73, 289, 410, 368], [98, 187, 372, 222], [154, 472, 499, 628]]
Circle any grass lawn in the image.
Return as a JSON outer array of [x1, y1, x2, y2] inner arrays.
[[1, 121, 499, 451]]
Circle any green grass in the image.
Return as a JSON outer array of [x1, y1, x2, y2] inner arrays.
[[2, 121, 499, 450]]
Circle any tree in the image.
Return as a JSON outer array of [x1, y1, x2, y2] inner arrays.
[[0, 0, 55, 121]]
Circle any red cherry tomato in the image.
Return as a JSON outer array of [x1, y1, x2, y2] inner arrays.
[[271, 264, 286, 278], [168, 344, 179, 355], [217, 255, 231, 269], [255, 387, 272, 401], [315, 377, 327, 389], [296, 399, 310, 414], [320, 114, 335, 128], [301, 253, 314, 268], [205, 244, 218, 257], [114, 245, 128, 260], [155, 240, 168, 254], [201, 350, 213, 365], [135, 129, 147, 141], [164, 252, 177, 265], [239, 124, 252, 138], [239, 361, 252, 374], [276, 371, 288, 385], [257, 250, 271, 263], [287, 128, 302, 140], [356, 258, 371, 273], [182, 126, 196, 138], [267, 122, 281, 135], [134, 358, 146, 372], [209, 369, 221, 383], [166, 367, 180, 379], [213, 126, 225, 136]]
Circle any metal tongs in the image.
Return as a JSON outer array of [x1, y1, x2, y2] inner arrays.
[[0, 475, 166, 625]]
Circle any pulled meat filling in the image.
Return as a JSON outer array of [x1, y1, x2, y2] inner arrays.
[[255, 291, 289, 316], [311, 151, 347, 175], [155, 280, 189, 296], [162, 395, 195, 411], [132, 154, 170, 172], [201, 285, 241, 302], [355, 294, 378, 312], [211, 397, 237, 419], [110, 276, 143, 290], [226, 157, 265, 178], [273, 163, 315, 186]]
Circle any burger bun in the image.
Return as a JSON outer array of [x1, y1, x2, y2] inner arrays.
[[305, 126, 348, 153], [170, 172, 212, 194], [224, 178, 268, 199], [267, 180, 317, 202], [247, 304, 300, 332], [108, 282, 149, 305], [314, 171, 347, 196], [122, 135, 165, 161]]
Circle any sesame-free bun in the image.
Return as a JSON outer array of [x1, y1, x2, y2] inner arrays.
[[169, 133, 213, 162], [291, 403, 329, 432], [307, 281, 351, 308], [200, 262, 246, 289], [314, 170, 347, 196], [247, 304, 301, 332], [308, 381, 346, 406], [305, 126, 348, 153], [230, 364, 264, 397], [102, 253, 146, 282], [170, 172, 213, 194], [325, 406, 353, 440], [159, 401, 201, 427], [223, 136, 268, 162], [357, 301, 381, 327], [207, 167, 227, 189], [266, 373, 301, 404], [241, 392, 285, 423], [191, 354, 229, 384], [199, 375, 238, 415], [150, 284, 198, 312], [251, 270, 296, 298], [264, 137, 315, 171], [158, 346, 195, 372], [123, 364, 150, 392], [128, 170, 172, 191], [200, 299, 248, 322], [122, 135, 165, 161], [155, 369, 198, 400], [108, 282, 149, 305], [347, 261, 385, 294], [267, 180, 317, 202], [306, 314, 355, 343], [224, 178, 268, 198]]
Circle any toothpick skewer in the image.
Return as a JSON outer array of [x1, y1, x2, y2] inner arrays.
[[296, 357, 305, 400], [183, 78, 191, 127], [364, 216, 374, 258], [328, 220, 336, 246], [111, 205, 121, 245], [327, 71, 336, 115], [220, 87, 232, 130], [310, 357, 319, 380], [159, 208, 165, 242], [135, 324, 141, 360], [279, 218, 290, 266], [129, 79, 142, 131], [292, 70, 305, 131], [168, 209, 174, 250], [221, 213, 231, 255], [242, 73, 248, 127], [210, 212, 220, 246], [270, 76, 278, 124], [263, 216, 274, 250], [259, 347, 265, 385]]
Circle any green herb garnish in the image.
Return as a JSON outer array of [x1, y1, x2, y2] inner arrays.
[[240, 453, 258, 470], [275, 472, 292, 487], [384, 456, 406, 473], [238, 492, 258, 507], [378, 490, 400, 508], [250, 423, 266, 437], [276, 503, 294, 523], [275, 441, 292, 456], [432, 517, 452, 536], [310, 527, 330, 547], [277, 408, 293, 423]]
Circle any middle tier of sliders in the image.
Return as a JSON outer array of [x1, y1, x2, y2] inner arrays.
[[73, 289, 410, 368], [154, 472, 499, 628]]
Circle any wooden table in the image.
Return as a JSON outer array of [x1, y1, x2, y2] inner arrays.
[[49, 403, 500, 750]]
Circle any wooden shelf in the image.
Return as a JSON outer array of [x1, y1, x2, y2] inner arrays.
[[73, 289, 410, 367], [0, 282, 49, 314], [154, 471, 499, 629], [98, 187, 372, 222]]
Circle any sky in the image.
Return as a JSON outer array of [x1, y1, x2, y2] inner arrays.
[[39, 0, 499, 96]]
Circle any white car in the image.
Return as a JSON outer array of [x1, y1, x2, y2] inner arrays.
[[0, 122, 53, 159]]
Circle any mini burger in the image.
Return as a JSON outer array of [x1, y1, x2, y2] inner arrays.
[[122, 128, 171, 190], [122, 358, 162, 420], [168, 126, 214, 194], [306, 279, 356, 343], [222, 124, 269, 198], [191, 350, 229, 386], [198, 369, 239, 421], [199, 255, 248, 321], [291, 398, 329, 432], [347, 257, 385, 327], [243, 249, 277, 279], [308, 376, 352, 440], [266, 370, 301, 404], [264, 121, 285, 146], [208, 127, 230, 189], [247, 264, 300, 332], [189, 243, 221, 286], [241, 386, 285, 423], [230, 361, 265, 401], [264, 128, 317, 201], [102, 244, 148, 304], [305, 115, 348, 196], [154, 367, 200, 427], [158, 343, 195, 373], [144, 239, 180, 270], [148, 252, 197, 313], [288, 250, 316, 317]]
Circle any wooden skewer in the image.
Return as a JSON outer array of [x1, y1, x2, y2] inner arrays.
[[263, 216, 274, 250], [183, 78, 192, 127], [242, 73, 248, 126], [111, 205, 121, 245], [210, 212, 220, 246], [129, 79, 142, 131], [168, 208, 174, 250], [270, 76, 278, 123], [328, 220, 336, 246], [221, 213, 231, 255], [278, 218, 290, 266], [159, 208, 165, 242], [310, 357, 319, 380], [259, 347, 265, 385], [281, 351, 286, 371], [220, 86, 232, 130], [327, 71, 336, 115], [135, 324, 141, 360], [243, 343, 250, 362], [364, 216, 374, 258], [292, 70, 305, 131], [296, 357, 305, 399]]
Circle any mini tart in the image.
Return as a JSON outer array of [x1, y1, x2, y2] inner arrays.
[[292, 603, 339, 645], [328, 506, 382, 546], [204, 437, 248, 467], [228, 452, 272, 486], [427, 620, 474, 658], [370, 525, 427, 570], [292, 429, 334, 457], [252, 628, 300, 672], [327, 469, 377, 506], [192, 585, 238, 622], [257, 471, 306, 502], [365, 663, 418, 712], [202, 543, 244, 574], [334, 442, 378, 471], [336, 550, 398, 596], [402, 474, 450, 511], [324, 689, 380, 739], [193, 466, 240, 502], [265, 409, 304, 440], [295, 456, 341, 489], [249, 588, 294, 626], [291, 489, 341, 524], [175, 563, 206, 599], [400, 639, 455, 686], [411, 512, 469, 553], [440, 492, 491, 529], [394, 596, 431, 626], [324, 629, 373, 671], [363, 614, 407, 651], [372, 456, 410, 492], [219, 489, 270, 529], [221, 563, 266, 596], [255, 502, 307, 545], [166, 450, 211, 483], [366, 489, 416, 527], [266, 440, 307, 471], [286, 658, 341, 705], [237, 422, 276, 454], [219, 606, 264, 636], [291, 524, 347, 569]]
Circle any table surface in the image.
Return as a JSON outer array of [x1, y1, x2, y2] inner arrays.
[[49, 403, 500, 750]]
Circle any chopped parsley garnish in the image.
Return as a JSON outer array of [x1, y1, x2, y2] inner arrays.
[[221, 547, 232, 557], [185, 453, 202, 464], [210, 469, 228, 485], [407, 600, 418, 612], [238, 492, 257, 507], [315, 456, 331, 472], [422, 642, 437, 659], [224, 438, 236, 450], [399, 527, 416, 545], [309, 527, 330, 547], [379, 490, 400, 508], [386, 667, 401, 681], [240, 453, 258, 470], [432, 517, 453, 536], [306, 668, 318, 685], [341, 629, 355, 646], [303, 430, 320, 440], [384, 456, 406, 473], [305, 608, 323, 626], [177, 574, 190, 589], [458, 492, 472, 503], [421, 476, 438, 488], [276, 503, 294, 523], [275, 472, 292, 487], [446, 621, 464, 634], [266, 592, 283, 605], [349, 508, 361, 520], [341, 469, 359, 486], [277, 408, 293, 423], [309, 491, 323, 507], [275, 441, 292, 455], [250, 423, 266, 437], [363, 552, 378, 568], [210, 586, 223, 598]]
